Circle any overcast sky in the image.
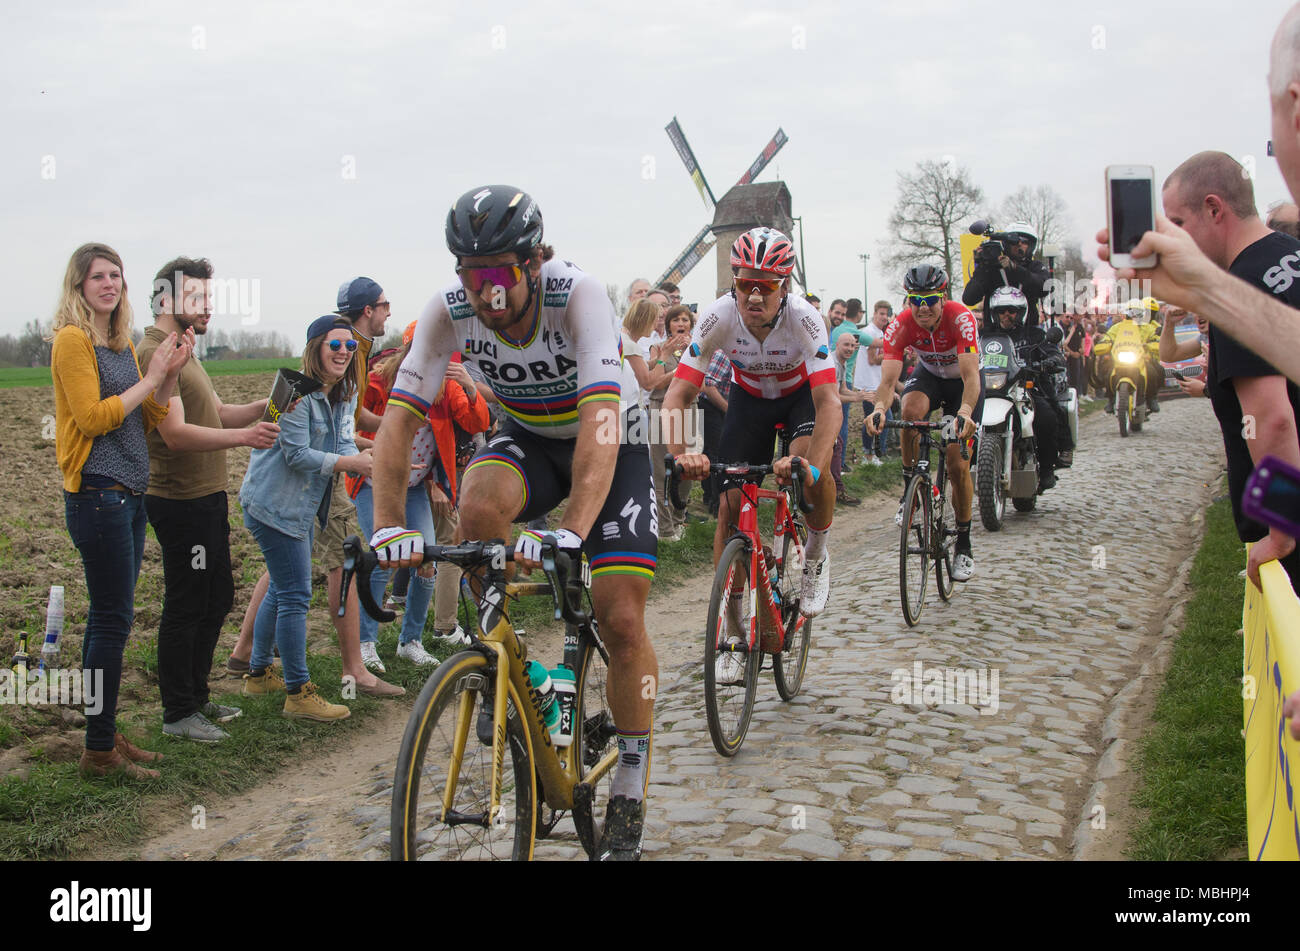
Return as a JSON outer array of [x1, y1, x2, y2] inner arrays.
[[3, 0, 1294, 341]]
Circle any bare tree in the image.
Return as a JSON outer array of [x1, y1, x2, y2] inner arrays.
[[880, 160, 984, 294], [606, 283, 622, 317], [1000, 184, 1072, 251]]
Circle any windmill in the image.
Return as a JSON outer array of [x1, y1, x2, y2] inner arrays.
[[658, 118, 803, 295]]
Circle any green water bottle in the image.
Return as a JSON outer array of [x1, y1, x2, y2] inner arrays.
[[525, 660, 560, 736]]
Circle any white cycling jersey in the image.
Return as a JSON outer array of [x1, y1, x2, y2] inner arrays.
[[675, 293, 836, 398], [392, 258, 624, 440]]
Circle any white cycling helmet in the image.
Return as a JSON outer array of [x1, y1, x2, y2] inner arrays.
[[1005, 221, 1039, 255], [988, 286, 1028, 327]]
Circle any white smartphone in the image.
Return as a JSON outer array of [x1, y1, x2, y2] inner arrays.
[[1106, 165, 1157, 268]]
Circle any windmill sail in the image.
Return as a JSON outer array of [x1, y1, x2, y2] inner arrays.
[[665, 117, 717, 211], [736, 128, 788, 186], [658, 225, 718, 286]]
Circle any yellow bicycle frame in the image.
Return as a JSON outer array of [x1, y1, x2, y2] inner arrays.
[[438, 579, 620, 830]]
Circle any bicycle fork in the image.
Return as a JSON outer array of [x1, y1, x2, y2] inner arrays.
[[440, 641, 513, 830]]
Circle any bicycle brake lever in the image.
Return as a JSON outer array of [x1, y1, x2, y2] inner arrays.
[[667, 454, 686, 510], [790, 459, 815, 515], [343, 534, 397, 623]]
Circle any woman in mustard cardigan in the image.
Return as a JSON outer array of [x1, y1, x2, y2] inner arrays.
[[50, 242, 191, 780]]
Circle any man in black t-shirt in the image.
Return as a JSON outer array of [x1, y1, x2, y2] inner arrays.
[[1163, 151, 1300, 592]]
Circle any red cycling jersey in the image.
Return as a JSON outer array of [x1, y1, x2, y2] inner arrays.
[[881, 301, 979, 380]]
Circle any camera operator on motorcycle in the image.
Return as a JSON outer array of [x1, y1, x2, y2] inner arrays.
[[866, 264, 981, 581], [986, 286, 1068, 494], [962, 221, 1050, 328], [1094, 297, 1164, 416]]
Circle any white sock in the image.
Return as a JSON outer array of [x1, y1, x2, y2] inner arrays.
[[610, 729, 651, 801], [805, 526, 830, 563]]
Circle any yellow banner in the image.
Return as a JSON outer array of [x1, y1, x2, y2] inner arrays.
[[1243, 550, 1300, 859], [960, 234, 985, 288]]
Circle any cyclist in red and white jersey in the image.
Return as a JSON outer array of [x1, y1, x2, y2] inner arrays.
[[866, 264, 983, 581], [664, 228, 840, 682]]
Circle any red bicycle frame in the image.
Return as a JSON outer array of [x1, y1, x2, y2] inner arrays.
[[727, 477, 809, 653]]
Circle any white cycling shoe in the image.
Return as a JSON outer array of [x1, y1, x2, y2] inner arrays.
[[951, 551, 975, 583], [800, 552, 831, 617], [714, 645, 746, 686]]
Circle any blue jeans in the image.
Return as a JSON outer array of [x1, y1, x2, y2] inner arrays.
[[354, 483, 437, 645], [839, 405, 850, 454], [863, 402, 892, 458], [65, 488, 146, 751], [244, 513, 314, 690]]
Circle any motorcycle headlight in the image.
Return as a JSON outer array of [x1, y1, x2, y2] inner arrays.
[[983, 371, 1008, 389], [1116, 351, 1138, 365]]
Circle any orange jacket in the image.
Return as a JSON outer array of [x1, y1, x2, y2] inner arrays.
[[347, 369, 490, 504]]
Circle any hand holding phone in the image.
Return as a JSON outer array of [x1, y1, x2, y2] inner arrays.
[[1106, 165, 1158, 269]]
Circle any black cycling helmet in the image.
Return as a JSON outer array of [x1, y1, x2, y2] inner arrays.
[[903, 263, 949, 294], [446, 185, 543, 260]]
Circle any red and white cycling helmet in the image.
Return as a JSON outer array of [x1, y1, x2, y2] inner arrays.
[[730, 227, 797, 277]]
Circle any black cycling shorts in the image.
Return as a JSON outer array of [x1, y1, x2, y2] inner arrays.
[[463, 414, 657, 582], [901, 365, 985, 424], [717, 382, 818, 467]]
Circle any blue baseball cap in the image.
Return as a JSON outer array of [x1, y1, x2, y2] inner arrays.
[[336, 277, 383, 316], [307, 315, 352, 342]]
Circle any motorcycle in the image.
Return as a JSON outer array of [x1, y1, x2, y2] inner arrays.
[[975, 330, 1039, 530], [1093, 321, 1156, 437]]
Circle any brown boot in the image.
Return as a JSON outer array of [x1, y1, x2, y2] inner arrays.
[[79, 748, 160, 781], [115, 733, 164, 764]]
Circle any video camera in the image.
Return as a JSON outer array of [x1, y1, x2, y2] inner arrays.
[[969, 220, 1023, 267]]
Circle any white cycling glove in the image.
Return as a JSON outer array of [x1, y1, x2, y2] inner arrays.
[[370, 527, 424, 566], [514, 528, 583, 564]]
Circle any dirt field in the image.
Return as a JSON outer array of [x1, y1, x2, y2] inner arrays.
[[0, 372, 335, 770]]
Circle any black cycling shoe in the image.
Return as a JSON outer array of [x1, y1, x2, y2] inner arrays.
[[1148, 401, 1160, 413], [596, 794, 645, 861], [1057, 449, 1073, 468], [1104, 399, 1115, 415], [1037, 473, 1058, 494]]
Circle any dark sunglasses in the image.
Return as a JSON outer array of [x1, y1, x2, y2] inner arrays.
[[327, 339, 359, 352]]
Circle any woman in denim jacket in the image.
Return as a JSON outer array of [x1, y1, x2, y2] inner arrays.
[[239, 316, 372, 721]]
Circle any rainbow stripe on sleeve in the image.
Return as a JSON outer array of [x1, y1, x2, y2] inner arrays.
[[388, 387, 431, 420]]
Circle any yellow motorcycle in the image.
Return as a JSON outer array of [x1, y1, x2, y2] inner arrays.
[[1093, 320, 1157, 437]]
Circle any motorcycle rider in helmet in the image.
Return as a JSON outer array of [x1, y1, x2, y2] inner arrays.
[[962, 221, 1051, 328], [1095, 297, 1163, 416], [986, 286, 1066, 494]]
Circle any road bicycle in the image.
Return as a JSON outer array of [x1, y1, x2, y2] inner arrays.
[[886, 418, 968, 626], [667, 437, 815, 757], [343, 535, 619, 861]]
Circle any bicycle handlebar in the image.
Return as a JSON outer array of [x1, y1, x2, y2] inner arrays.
[[883, 419, 970, 461], [340, 535, 590, 628], [666, 454, 815, 515]]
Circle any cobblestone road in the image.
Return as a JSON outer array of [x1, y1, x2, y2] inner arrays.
[[139, 398, 1223, 860]]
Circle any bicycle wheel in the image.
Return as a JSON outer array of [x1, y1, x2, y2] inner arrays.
[[898, 474, 931, 627], [703, 536, 762, 757], [391, 651, 537, 861], [773, 517, 811, 700], [934, 479, 956, 602], [574, 626, 618, 801]]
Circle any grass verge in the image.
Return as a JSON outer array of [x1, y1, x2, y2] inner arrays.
[[1127, 497, 1247, 860], [0, 629, 454, 860]]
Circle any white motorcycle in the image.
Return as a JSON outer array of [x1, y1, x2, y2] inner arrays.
[[975, 325, 1073, 530]]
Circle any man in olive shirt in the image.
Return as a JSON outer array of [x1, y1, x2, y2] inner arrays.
[[139, 257, 280, 743]]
